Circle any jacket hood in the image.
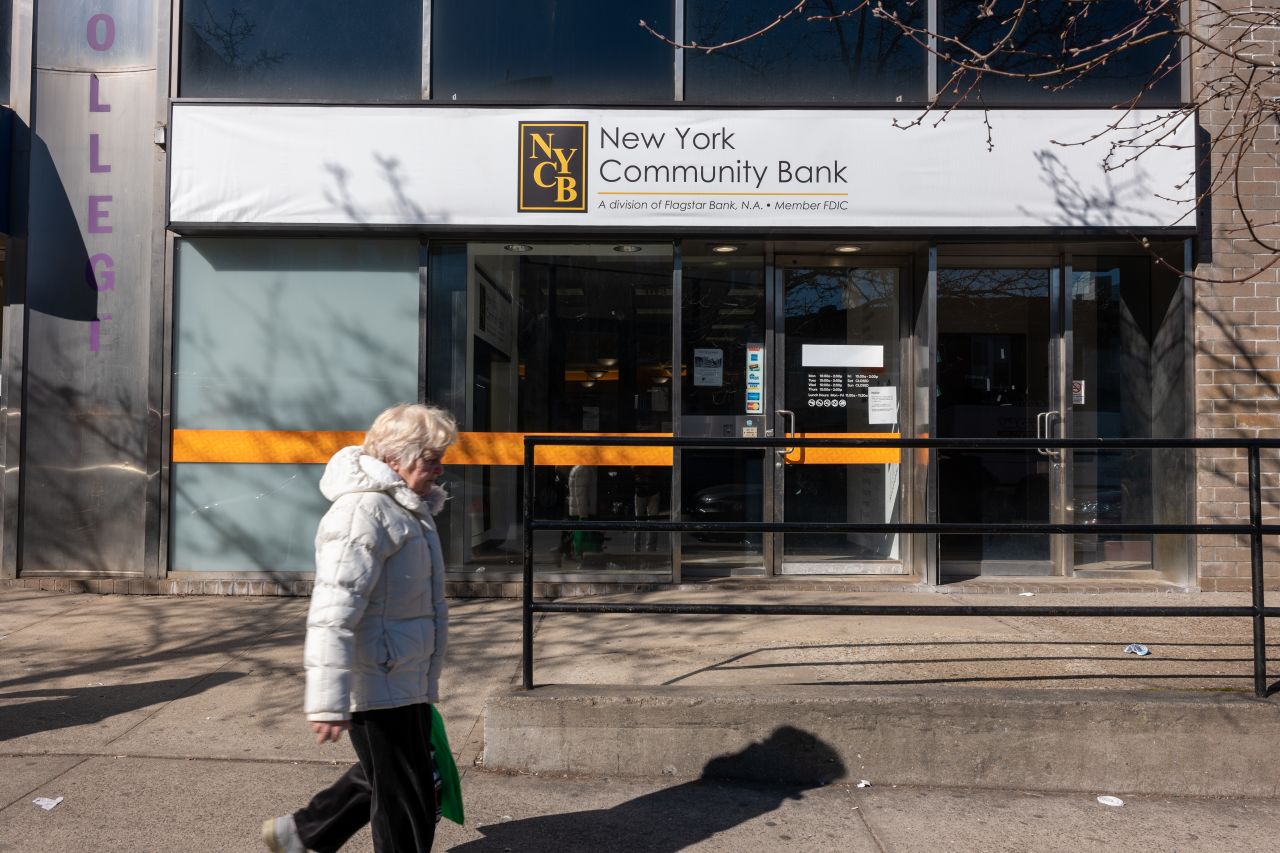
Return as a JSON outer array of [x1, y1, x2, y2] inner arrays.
[[319, 446, 448, 516]]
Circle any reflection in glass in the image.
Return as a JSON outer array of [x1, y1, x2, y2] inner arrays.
[[173, 239, 420, 430], [171, 463, 328, 572], [427, 244, 674, 575], [681, 249, 767, 575], [180, 1, 422, 99], [937, 267, 1052, 573], [685, 0, 925, 103], [939, 1, 1181, 106], [170, 238, 420, 571], [432, 1, 673, 102], [1070, 255, 1181, 574], [782, 266, 901, 566]]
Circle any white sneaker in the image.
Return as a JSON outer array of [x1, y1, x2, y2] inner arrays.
[[261, 815, 307, 853]]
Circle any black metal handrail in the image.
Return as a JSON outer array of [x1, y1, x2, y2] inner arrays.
[[521, 436, 1280, 697]]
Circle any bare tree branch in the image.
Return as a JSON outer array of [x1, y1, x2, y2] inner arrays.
[[646, 1, 1280, 282]]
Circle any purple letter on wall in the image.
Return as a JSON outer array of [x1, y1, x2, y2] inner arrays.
[[85, 254, 115, 291], [89, 75, 111, 112], [90, 315, 112, 353], [88, 196, 113, 233], [89, 134, 111, 173], [86, 14, 115, 52]]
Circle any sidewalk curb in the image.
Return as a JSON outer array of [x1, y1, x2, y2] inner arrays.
[[485, 684, 1280, 797]]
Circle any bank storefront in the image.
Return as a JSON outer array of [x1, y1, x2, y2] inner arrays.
[[165, 104, 1194, 588]]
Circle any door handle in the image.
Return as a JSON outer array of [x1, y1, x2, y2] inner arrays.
[[776, 409, 796, 457], [1046, 411, 1062, 462], [1036, 410, 1062, 460]]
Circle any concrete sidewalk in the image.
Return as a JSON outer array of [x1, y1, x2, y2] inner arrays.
[[0, 586, 1277, 851], [486, 586, 1280, 796]]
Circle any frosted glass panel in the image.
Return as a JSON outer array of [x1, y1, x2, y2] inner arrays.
[[174, 239, 419, 430], [172, 238, 419, 573], [171, 463, 327, 572]]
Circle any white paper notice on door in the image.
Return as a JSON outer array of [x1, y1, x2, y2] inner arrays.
[[867, 386, 898, 425], [693, 348, 724, 387], [801, 344, 884, 368]]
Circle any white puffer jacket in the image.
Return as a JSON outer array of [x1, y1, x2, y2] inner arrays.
[[304, 446, 448, 722]]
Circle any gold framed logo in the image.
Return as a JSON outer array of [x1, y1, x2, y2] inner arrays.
[[518, 122, 588, 212]]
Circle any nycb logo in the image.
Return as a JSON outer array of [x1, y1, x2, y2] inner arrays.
[[518, 122, 587, 212]]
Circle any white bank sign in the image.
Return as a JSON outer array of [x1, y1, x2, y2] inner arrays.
[[169, 105, 1195, 230]]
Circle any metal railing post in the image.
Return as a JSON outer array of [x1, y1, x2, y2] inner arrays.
[[1249, 445, 1268, 697], [522, 437, 535, 690]]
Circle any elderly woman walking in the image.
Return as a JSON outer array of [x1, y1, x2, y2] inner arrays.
[[263, 403, 456, 853]]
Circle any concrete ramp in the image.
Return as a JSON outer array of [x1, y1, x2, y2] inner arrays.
[[485, 684, 1280, 798]]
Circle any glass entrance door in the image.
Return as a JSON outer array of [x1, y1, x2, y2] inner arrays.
[[679, 243, 770, 577], [676, 244, 1186, 582], [678, 248, 910, 577], [775, 257, 908, 574], [935, 261, 1064, 578], [934, 251, 1185, 581]]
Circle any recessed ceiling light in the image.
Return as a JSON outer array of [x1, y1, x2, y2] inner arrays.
[[652, 376, 670, 385], [613, 244, 642, 253], [579, 380, 596, 388], [710, 244, 739, 254], [834, 245, 862, 254], [504, 243, 533, 252], [585, 369, 606, 379], [597, 357, 618, 368]]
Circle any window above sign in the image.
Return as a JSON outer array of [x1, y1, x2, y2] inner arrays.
[[430, 0, 675, 103], [684, 0, 927, 104], [172, 1, 1184, 108], [937, 0, 1182, 107], [178, 0, 423, 99]]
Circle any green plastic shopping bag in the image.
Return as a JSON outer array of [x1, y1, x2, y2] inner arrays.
[[431, 705, 464, 825]]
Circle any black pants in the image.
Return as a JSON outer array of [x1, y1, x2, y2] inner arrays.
[[294, 704, 438, 853]]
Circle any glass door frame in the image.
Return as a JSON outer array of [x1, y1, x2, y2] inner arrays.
[[770, 253, 920, 576], [929, 249, 1072, 581], [671, 244, 923, 580], [674, 240, 1191, 585]]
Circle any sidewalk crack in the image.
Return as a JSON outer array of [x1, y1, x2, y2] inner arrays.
[[853, 797, 890, 853], [0, 596, 97, 642], [0, 756, 90, 814]]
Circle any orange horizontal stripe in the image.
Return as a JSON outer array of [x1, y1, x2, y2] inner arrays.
[[454, 432, 673, 466], [171, 429, 365, 465], [171, 430, 901, 466], [171, 430, 674, 466], [783, 433, 902, 465]]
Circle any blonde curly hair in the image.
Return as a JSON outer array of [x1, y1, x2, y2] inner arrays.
[[362, 403, 457, 466]]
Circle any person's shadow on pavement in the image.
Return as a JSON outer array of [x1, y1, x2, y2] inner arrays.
[[448, 726, 846, 852], [0, 671, 245, 741]]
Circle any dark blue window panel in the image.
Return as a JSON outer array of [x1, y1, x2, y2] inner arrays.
[[939, 1, 1181, 106], [684, 0, 926, 104], [432, 1, 674, 103], [180, 1, 422, 99]]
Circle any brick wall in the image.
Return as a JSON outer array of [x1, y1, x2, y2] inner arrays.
[[1192, 5, 1280, 590]]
